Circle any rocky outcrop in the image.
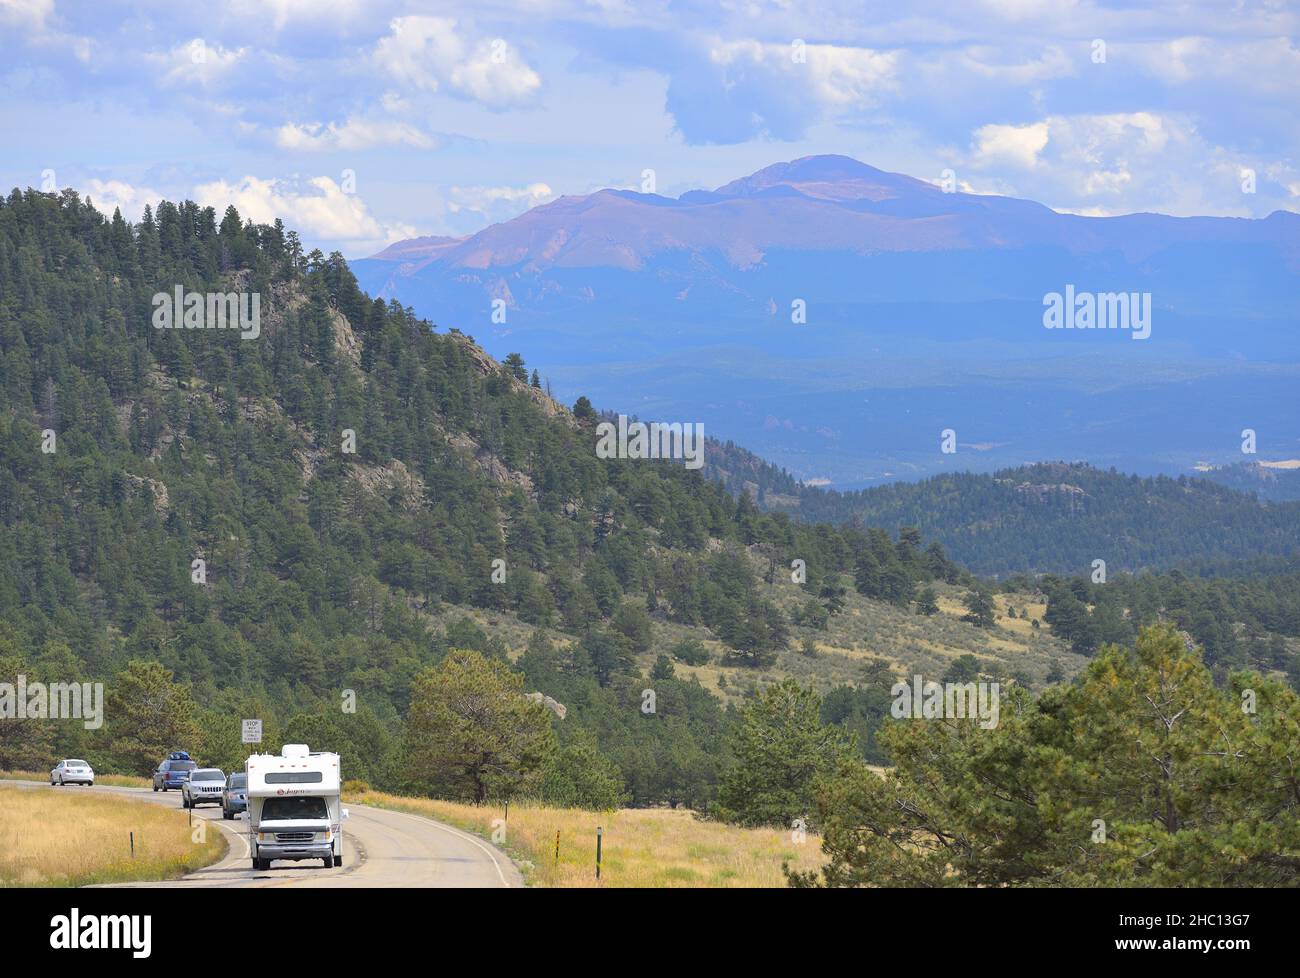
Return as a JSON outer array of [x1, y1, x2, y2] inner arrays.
[[996, 479, 1087, 505], [124, 473, 170, 517], [347, 458, 425, 512], [525, 691, 567, 719]]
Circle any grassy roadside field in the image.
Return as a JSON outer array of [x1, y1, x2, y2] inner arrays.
[[345, 788, 824, 887], [0, 769, 152, 789], [0, 784, 226, 886]]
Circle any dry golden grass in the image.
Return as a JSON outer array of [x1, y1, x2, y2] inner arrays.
[[1, 769, 151, 789], [935, 596, 973, 618], [994, 595, 1047, 637], [0, 785, 226, 886], [346, 790, 825, 887]]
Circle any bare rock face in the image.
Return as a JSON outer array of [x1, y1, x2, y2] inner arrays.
[[525, 691, 568, 719], [124, 473, 170, 517], [347, 458, 425, 512], [995, 478, 1087, 505], [330, 306, 363, 372], [477, 452, 535, 495], [445, 430, 536, 495]]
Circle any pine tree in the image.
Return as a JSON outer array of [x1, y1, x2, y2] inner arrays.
[[104, 660, 203, 775], [961, 586, 996, 628], [791, 626, 1300, 888], [503, 352, 528, 382], [404, 649, 555, 803], [716, 679, 855, 828]]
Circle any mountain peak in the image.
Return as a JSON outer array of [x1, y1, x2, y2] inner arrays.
[[711, 154, 937, 203]]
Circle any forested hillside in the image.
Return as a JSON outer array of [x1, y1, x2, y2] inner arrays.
[[0, 189, 963, 804], [993, 565, 1300, 685], [708, 445, 1300, 576]]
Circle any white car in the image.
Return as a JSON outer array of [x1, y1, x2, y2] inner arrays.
[[182, 768, 227, 809], [50, 759, 94, 786]]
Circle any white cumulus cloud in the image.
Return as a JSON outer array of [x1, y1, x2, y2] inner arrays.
[[149, 38, 248, 89], [966, 111, 1257, 215], [193, 175, 417, 252], [81, 179, 165, 221], [374, 16, 541, 107], [0, 0, 52, 29], [972, 121, 1050, 169], [275, 118, 438, 151], [710, 39, 898, 110], [448, 182, 554, 224]]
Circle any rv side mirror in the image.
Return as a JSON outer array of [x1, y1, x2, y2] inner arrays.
[[342, 808, 350, 820]]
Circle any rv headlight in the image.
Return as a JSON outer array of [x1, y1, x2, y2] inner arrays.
[[320, 830, 332, 842], [257, 832, 273, 843]]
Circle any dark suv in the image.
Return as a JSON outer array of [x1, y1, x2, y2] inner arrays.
[[152, 751, 197, 792]]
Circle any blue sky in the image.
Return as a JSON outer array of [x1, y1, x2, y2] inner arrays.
[[2, 0, 1297, 256]]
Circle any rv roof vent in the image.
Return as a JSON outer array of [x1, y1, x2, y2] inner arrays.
[[282, 744, 310, 758]]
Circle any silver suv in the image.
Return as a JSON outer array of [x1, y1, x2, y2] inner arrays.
[[182, 768, 226, 809]]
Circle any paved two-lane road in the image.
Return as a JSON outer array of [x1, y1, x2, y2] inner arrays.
[[3, 780, 522, 888]]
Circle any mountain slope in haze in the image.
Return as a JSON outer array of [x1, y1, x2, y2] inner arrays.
[[353, 155, 1300, 486], [1198, 460, 1300, 503], [364, 155, 1299, 278], [706, 446, 1300, 577], [367, 234, 466, 265]]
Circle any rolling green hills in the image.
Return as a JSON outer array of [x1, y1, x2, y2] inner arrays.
[[707, 443, 1300, 576]]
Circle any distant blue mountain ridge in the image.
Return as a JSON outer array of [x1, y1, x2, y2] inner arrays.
[[353, 155, 1300, 487]]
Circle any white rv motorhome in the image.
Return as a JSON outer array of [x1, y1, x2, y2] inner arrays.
[[246, 744, 347, 870]]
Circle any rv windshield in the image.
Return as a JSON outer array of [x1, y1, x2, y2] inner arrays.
[[261, 796, 329, 821]]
